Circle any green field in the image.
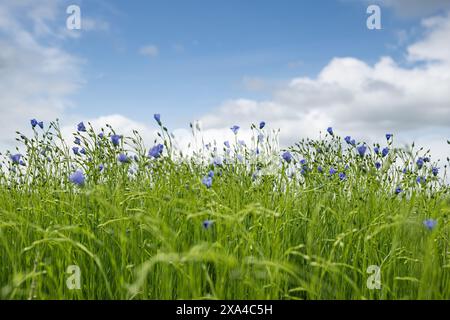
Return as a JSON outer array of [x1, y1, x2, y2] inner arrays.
[[0, 118, 449, 299]]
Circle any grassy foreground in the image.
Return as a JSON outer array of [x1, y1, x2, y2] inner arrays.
[[0, 117, 449, 299]]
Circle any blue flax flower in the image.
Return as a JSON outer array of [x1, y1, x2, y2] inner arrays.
[[382, 148, 389, 157], [329, 167, 337, 175], [154, 114, 161, 125], [395, 187, 402, 194], [77, 122, 86, 132], [202, 176, 213, 189], [416, 176, 426, 184], [282, 151, 292, 163], [327, 127, 333, 135], [375, 162, 381, 170], [148, 144, 164, 158], [339, 173, 346, 181], [432, 167, 439, 176], [111, 134, 121, 147], [30, 119, 38, 128], [423, 219, 437, 231], [386, 134, 393, 141], [230, 125, 240, 135], [202, 220, 214, 229], [259, 121, 266, 129], [416, 157, 424, 169], [118, 153, 129, 163], [10, 154, 21, 164], [357, 145, 367, 157], [69, 170, 85, 186], [213, 156, 223, 166]]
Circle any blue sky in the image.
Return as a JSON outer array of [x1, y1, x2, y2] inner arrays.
[[67, 0, 415, 125], [1, 0, 450, 160]]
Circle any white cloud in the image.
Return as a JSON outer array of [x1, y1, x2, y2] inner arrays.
[[139, 45, 159, 58], [0, 1, 114, 151], [407, 14, 450, 62], [0, 0, 83, 150], [68, 10, 450, 162], [196, 11, 450, 161], [2, 0, 450, 166]]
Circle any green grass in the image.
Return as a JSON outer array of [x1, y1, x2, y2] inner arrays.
[[0, 120, 449, 299]]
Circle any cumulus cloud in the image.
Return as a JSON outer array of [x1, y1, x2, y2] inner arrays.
[[58, 10, 450, 162], [0, 0, 83, 150], [0, 0, 114, 151], [197, 11, 450, 161], [407, 14, 450, 62], [2, 0, 450, 165]]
